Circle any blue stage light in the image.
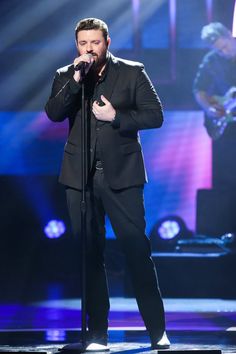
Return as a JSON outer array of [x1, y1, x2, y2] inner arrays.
[[44, 219, 66, 239], [46, 329, 66, 341], [150, 215, 192, 252], [158, 219, 181, 240]]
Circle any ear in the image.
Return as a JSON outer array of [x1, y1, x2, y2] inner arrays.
[[107, 37, 111, 48]]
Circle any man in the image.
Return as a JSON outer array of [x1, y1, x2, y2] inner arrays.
[[193, 22, 236, 192], [45, 18, 170, 351]]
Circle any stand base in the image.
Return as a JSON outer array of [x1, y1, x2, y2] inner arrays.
[[59, 342, 110, 353]]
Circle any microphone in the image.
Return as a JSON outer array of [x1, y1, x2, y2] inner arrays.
[[74, 54, 93, 71]]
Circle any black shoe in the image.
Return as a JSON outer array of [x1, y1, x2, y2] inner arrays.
[[86, 332, 109, 352], [85, 343, 110, 352], [60, 341, 109, 353], [151, 331, 170, 350]]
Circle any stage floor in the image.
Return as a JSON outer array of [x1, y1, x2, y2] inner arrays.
[[0, 298, 236, 353]]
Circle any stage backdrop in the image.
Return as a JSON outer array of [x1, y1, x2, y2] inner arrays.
[[0, 110, 211, 238]]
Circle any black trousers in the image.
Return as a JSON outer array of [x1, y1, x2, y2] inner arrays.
[[66, 167, 165, 342]]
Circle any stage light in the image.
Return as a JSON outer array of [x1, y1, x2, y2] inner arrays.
[[44, 219, 66, 239], [46, 329, 66, 341], [150, 215, 192, 252], [233, 0, 236, 37], [158, 219, 181, 240]]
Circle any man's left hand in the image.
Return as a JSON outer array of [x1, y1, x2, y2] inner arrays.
[[92, 95, 116, 122]]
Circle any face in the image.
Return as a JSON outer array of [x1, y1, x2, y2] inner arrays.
[[76, 29, 111, 69], [213, 36, 236, 58]]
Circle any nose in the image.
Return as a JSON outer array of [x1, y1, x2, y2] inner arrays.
[[86, 43, 92, 53]]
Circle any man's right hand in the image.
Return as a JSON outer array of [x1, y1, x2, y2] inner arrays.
[[194, 91, 226, 118], [73, 54, 94, 82]]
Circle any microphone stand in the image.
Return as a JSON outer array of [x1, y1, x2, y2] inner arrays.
[[61, 66, 88, 353], [80, 65, 88, 350]]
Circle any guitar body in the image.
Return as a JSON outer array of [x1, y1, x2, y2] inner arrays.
[[205, 86, 236, 140], [205, 114, 234, 140]]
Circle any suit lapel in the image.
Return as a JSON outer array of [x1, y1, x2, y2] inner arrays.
[[101, 53, 120, 102], [95, 53, 120, 127]]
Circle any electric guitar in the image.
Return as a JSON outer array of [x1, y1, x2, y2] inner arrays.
[[205, 86, 236, 140]]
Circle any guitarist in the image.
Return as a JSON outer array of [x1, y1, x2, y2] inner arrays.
[[193, 22, 236, 192]]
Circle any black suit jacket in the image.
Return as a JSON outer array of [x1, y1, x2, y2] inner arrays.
[[45, 53, 163, 190]]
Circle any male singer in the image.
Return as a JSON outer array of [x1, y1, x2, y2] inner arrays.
[[45, 17, 170, 351]]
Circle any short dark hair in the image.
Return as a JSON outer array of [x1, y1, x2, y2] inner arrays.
[[201, 22, 231, 45], [75, 18, 109, 42]]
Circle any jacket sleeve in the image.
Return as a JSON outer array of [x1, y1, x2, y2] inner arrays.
[[112, 67, 164, 132], [45, 70, 82, 122], [193, 52, 216, 96]]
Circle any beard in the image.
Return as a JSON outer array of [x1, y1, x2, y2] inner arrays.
[[90, 50, 108, 72]]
